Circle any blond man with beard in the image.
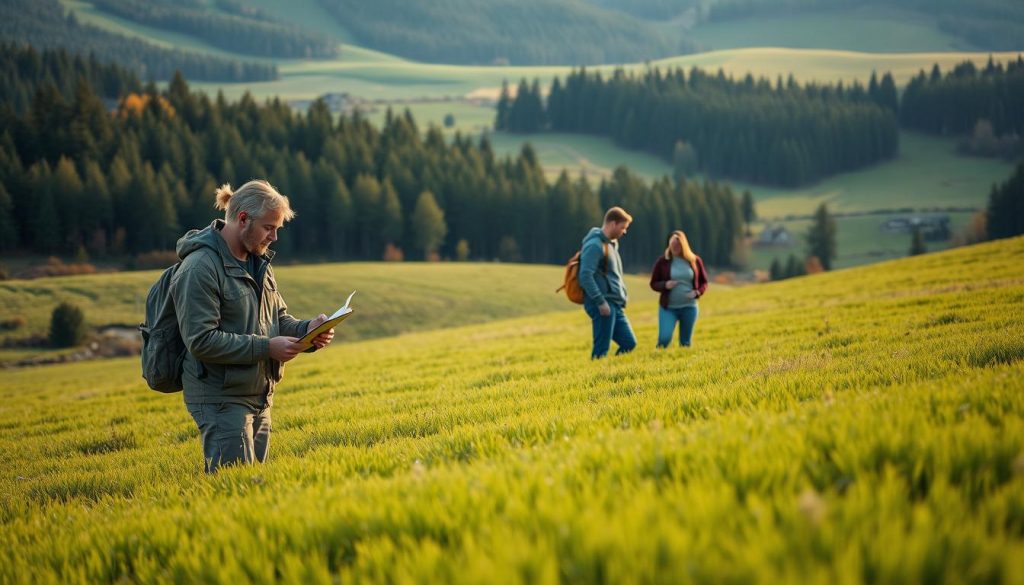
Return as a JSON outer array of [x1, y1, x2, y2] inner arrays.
[[171, 180, 334, 472]]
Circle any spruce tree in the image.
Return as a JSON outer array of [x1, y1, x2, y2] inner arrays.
[[909, 227, 926, 256], [411, 191, 447, 259], [806, 203, 837, 271], [741, 190, 756, 236]]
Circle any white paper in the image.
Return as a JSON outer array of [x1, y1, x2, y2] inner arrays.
[[329, 290, 356, 319]]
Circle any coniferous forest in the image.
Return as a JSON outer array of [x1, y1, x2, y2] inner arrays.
[[497, 67, 900, 188], [0, 46, 743, 269], [87, 0, 338, 60], [0, 0, 277, 83], [499, 58, 1024, 187], [900, 57, 1024, 137]]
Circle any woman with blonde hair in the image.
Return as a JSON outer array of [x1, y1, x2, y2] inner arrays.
[[649, 230, 708, 348]]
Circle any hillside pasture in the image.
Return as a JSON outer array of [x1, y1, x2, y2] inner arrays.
[[682, 5, 976, 53], [1, 238, 1022, 582], [0, 263, 652, 366]]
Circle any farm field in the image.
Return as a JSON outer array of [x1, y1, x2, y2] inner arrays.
[[1, 237, 1022, 582], [0, 263, 652, 366]]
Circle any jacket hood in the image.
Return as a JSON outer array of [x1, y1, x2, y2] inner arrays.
[[176, 219, 227, 261], [175, 219, 276, 264], [582, 227, 608, 246]]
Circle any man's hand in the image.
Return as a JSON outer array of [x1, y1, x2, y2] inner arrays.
[[665, 280, 678, 290], [306, 313, 335, 350], [598, 302, 611, 317], [269, 336, 303, 362]]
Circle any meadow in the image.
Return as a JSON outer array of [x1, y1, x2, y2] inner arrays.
[[0, 263, 652, 366], [1, 236, 1022, 583]]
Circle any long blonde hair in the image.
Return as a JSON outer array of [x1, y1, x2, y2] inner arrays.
[[664, 230, 698, 272]]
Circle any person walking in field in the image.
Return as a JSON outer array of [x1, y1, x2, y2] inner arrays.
[[579, 206, 637, 359], [171, 180, 335, 473], [649, 230, 708, 348]]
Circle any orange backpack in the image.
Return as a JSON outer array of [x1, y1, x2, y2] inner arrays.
[[556, 242, 608, 304]]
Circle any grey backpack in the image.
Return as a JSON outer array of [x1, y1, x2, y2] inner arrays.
[[139, 262, 185, 393]]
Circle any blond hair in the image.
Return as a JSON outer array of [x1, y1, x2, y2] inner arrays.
[[214, 180, 295, 222], [604, 206, 633, 224], [664, 230, 698, 271]]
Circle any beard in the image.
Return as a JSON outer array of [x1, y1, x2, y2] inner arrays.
[[241, 223, 271, 256]]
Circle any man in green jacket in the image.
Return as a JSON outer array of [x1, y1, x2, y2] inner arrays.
[[171, 180, 334, 473]]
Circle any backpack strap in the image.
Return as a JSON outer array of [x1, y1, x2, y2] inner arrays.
[[602, 242, 609, 275]]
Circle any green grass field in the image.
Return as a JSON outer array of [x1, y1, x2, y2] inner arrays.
[[0, 263, 652, 365], [1, 237, 1022, 582], [748, 211, 976, 272]]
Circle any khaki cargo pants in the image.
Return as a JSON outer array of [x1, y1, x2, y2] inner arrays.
[[186, 402, 271, 473]]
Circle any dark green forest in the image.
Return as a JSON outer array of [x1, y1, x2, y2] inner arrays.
[[901, 57, 1024, 138], [497, 67, 899, 187], [0, 43, 141, 113], [89, 0, 338, 59], [314, 0, 694, 65], [0, 0, 276, 82], [0, 47, 743, 270], [986, 162, 1024, 241]]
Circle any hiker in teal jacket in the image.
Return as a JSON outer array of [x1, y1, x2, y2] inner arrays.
[[171, 180, 335, 473], [578, 206, 637, 359]]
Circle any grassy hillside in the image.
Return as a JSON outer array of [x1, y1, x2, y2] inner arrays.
[[683, 5, 976, 53], [2, 237, 1023, 582], [0, 263, 652, 365]]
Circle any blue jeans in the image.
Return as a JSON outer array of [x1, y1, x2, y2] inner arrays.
[[657, 305, 699, 348], [583, 300, 637, 359]]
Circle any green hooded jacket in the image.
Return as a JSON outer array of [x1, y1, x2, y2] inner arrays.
[[170, 220, 309, 406]]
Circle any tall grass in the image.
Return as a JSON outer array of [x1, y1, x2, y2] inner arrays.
[[1, 237, 1022, 582]]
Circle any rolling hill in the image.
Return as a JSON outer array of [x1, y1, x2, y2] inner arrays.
[[0, 263, 654, 365], [1, 236, 1022, 581]]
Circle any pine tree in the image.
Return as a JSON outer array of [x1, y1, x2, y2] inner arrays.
[[0, 183, 18, 251], [411, 191, 447, 259], [806, 203, 837, 271], [741, 190, 756, 236], [909, 227, 926, 256]]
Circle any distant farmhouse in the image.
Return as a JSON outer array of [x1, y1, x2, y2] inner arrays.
[[289, 92, 372, 115], [755, 224, 793, 247], [880, 215, 951, 241]]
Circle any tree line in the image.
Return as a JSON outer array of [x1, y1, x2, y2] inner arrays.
[[900, 57, 1024, 138], [0, 0, 277, 82], [986, 162, 1024, 241], [0, 61, 744, 269], [497, 67, 900, 187], [0, 43, 141, 113], [89, 0, 338, 60]]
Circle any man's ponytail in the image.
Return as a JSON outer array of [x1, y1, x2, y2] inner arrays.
[[214, 183, 233, 211]]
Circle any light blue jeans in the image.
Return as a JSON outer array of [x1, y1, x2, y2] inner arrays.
[[657, 305, 699, 348]]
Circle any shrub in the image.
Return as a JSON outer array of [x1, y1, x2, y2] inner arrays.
[[0, 316, 26, 331], [50, 303, 87, 348]]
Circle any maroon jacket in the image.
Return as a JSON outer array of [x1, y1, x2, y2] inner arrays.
[[649, 255, 709, 309]]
